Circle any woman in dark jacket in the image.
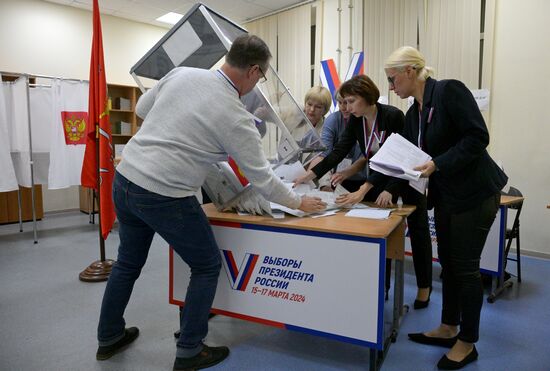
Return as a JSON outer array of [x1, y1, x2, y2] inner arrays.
[[294, 74, 433, 306], [384, 46, 508, 370], [294, 74, 404, 204]]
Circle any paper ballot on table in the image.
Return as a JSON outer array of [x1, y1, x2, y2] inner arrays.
[[271, 182, 350, 217], [369, 133, 431, 194], [345, 208, 392, 219]]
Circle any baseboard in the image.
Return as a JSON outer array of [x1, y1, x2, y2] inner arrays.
[[509, 248, 550, 260], [44, 208, 80, 215]]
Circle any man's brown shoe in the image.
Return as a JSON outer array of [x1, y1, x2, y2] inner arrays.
[[173, 344, 229, 370], [96, 327, 140, 360]]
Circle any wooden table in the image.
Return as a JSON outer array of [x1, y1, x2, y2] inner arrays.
[[170, 203, 414, 371]]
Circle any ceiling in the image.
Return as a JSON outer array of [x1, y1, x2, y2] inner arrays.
[[43, 0, 308, 28]]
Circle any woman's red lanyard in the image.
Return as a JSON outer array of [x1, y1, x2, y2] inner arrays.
[[363, 113, 384, 158]]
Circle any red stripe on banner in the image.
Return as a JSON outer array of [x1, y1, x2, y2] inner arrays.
[[210, 220, 242, 228], [210, 308, 286, 328], [327, 60, 341, 89], [165, 302, 287, 329], [238, 254, 259, 291], [168, 248, 176, 304]]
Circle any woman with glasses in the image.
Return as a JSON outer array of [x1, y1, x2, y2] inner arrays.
[[384, 46, 507, 370]]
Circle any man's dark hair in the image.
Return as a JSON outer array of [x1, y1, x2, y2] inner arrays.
[[225, 34, 272, 71]]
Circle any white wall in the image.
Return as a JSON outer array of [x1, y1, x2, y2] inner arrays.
[[0, 0, 166, 212], [489, 0, 550, 256]]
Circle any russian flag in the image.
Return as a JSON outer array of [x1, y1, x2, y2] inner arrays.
[[343, 51, 365, 82], [319, 59, 341, 113]]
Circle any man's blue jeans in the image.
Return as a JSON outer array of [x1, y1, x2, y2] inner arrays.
[[97, 172, 221, 357]]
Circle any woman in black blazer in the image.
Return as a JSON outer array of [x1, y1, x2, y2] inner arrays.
[[294, 75, 433, 305], [385, 46, 508, 370]]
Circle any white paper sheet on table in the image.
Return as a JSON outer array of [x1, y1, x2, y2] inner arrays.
[[271, 183, 350, 218], [345, 208, 392, 219], [273, 161, 307, 182]]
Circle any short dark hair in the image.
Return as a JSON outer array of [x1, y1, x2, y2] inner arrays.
[[339, 75, 380, 105], [225, 34, 272, 71]]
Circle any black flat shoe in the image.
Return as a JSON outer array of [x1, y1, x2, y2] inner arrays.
[[408, 332, 458, 348], [437, 345, 478, 370], [414, 287, 432, 309]]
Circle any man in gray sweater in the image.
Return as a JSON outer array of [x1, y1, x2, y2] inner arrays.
[[95, 35, 325, 371]]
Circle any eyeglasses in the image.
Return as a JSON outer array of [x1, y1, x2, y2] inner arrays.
[[251, 64, 267, 83], [387, 73, 399, 86]]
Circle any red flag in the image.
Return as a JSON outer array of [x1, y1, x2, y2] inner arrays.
[[81, 0, 115, 240]]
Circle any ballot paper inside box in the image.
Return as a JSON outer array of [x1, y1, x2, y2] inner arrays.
[[130, 3, 325, 215]]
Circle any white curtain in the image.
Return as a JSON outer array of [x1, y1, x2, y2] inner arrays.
[[48, 79, 88, 189], [0, 78, 18, 192], [422, 0, 482, 88], [245, 15, 278, 70], [277, 4, 312, 107], [5, 76, 34, 187], [363, 0, 421, 112], [29, 86, 52, 185]]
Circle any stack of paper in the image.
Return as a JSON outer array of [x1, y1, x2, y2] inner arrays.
[[369, 133, 431, 194]]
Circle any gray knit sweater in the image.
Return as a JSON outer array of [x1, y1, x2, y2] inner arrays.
[[117, 67, 301, 209]]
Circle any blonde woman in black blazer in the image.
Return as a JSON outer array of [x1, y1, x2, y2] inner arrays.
[[385, 46, 508, 370]]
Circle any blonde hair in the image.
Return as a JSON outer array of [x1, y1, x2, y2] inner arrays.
[[304, 86, 332, 115], [385, 46, 434, 81]]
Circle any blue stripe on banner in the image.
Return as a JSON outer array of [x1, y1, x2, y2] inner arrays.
[[498, 205, 506, 275], [241, 223, 382, 244], [237, 254, 254, 290], [284, 324, 376, 348], [321, 61, 337, 102], [376, 239, 386, 350]]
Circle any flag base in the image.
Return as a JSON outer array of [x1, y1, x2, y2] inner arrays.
[[79, 259, 115, 282]]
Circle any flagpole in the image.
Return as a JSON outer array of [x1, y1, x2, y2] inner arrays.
[[79, 0, 115, 282], [78, 121, 114, 282]]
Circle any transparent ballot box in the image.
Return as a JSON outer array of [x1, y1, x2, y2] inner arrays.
[[130, 3, 324, 214]]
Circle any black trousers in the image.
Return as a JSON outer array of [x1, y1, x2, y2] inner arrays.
[[401, 187, 433, 289], [434, 193, 500, 343], [363, 184, 396, 296], [365, 183, 433, 290]]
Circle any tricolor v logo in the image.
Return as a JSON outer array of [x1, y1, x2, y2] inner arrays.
[[221, 250, 259, 291]]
